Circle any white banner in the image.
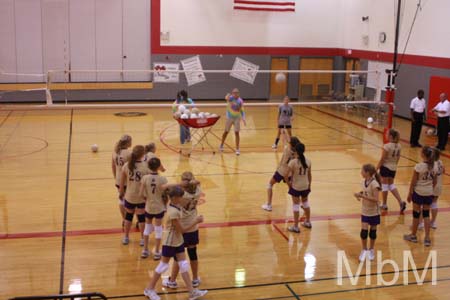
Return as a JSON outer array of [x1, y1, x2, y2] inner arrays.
[[180, 56, 206, 86], [153, 63, 180, 83], [230, 57, 260, 84]]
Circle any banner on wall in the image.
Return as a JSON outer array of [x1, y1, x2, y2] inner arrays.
[[153, 63, 180, 83], [230, 57, 260, 84], [180, 56, 206, 86]]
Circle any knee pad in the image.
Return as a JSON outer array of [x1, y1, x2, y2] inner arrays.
[[144, 223, 154, 236], [154, 225, 163, 239], [178, 260, 190, 273], [267, 184, 273, 190], [137, 214, 145, 223], [125, 212, 134, 222], [431, 202, 438, 209], [413, 210, 421, 219], [381, 184, 389, 192], [187, 247, 198, 261], [369, 230, 377, 240], [422, 210, 430, 218], [389, 184, 396, 191], [292, 204, 300, 212], [360, 229, 368, 240], [155, 262, 169, 274], [302, 201, 310, 209]]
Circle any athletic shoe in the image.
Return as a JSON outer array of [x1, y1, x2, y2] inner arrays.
[[400, 201, 407, 214], [368, 249, 375, 261], [122, 236, 129, 245], [144, 289, 160, 300], [359, 250, 367, 262], [418, 222, 424, 230], [192, 278, 201, 287], [272, 144, 277, 149], [424, 238, 432, 247], [301, 221, 312, 229], [219, 145, 224, 152], [141, 249, 150, 259], [287, 226, 300, 233], [431, 222, 437, 229], [140, 238, 145, 247], [189, 289, 208, 300], [380, 204, 388, 210], [403, 234, 418, 243], [162, 277, 178, 289], [261, 204, 272, 211], [153, 251, 161, 260], [236, 149, 240, 155]]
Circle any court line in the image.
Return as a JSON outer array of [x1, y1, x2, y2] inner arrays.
[[2, 207, 450, 240], [105, 265, 450, 300], [0, 110, 13, 128], [0, 111, 25, 152], [0, 136, 49, 160], [58, 109, 73, 294], [257, 278, 450, 300], [285, 284, 301, 300], [272, 223, 289, 241]]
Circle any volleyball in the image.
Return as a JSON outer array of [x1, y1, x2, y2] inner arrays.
[[173, 112, 182, 119], [181, 113, 189, 119], [426, 128, 435, 135], [190, 113, 198, 119], [184, 109, 190, 116], [275, 72, 286, 83], [192, 107, 200, 114], [367, 117, 374, 123], [91, 144, 99, 152], [178, 104, 186, 113]]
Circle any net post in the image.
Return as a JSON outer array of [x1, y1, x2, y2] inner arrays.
[[46, 71, 53, 105], [383, 87, 395, 143]]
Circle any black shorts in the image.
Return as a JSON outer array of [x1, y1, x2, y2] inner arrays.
[[124, 200, 145, 210], [412, 192, 433, 206], [183, 230, 199, 246], [145, 211, 165, 219], [379, 166, 396, 178], [288, 188, 310, 198], [278, 125, 292, 129], [361, 215, 381, 226], [162, 245, 185, 258]]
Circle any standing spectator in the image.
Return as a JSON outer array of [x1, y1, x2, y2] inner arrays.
[[219, 88, 246, 155], [432, 93, 450, 151], [409, 90, 426, 148], [173, 90, 194, 144]]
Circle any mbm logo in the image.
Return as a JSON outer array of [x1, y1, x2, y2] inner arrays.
[[337, 250, 437, 286]]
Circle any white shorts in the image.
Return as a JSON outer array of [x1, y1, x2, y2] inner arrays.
[[225, 118, 241, 132]]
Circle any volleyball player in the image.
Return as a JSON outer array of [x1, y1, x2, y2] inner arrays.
[[219, 88, 246, 155], [145, 142, 166, 172], [112, 135, 132, 225], [404, 146, 436, 247], [354, 164, 381, 261], [163, 172, 203, 288], [140, 157, 173, 259], [272, 96, 293, 149], [262, 136, 300, 211], [119, 145, 151, 246], [144, 186, 208, 300], [285, 142, 312, 232], [376, 129, 406, 212]]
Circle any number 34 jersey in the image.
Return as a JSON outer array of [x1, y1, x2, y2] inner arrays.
[[142, 173, 168, 214]]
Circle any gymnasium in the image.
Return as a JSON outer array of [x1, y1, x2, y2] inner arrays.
[[1, 1, 450, 300]]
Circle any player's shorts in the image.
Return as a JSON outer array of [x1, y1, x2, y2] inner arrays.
[[288, 188, 310, 198], [124, 200, 145, 210], [183, 230, 199, 246], [225, 118, 241, 132], [278, 124, 292, 129], [145, 211, 165, 219], [379, 166, 396, 178], [361, 215, 380, 226], [162, 245, 185, 258], [412, 191, 433, 206]]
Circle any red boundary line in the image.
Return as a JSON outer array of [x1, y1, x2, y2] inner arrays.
[[272, 223, 289, 241], [151, 0, 450, 69], [2, 208, 450, 240]]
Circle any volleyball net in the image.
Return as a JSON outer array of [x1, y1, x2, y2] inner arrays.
[[0, 68, 389, 125]]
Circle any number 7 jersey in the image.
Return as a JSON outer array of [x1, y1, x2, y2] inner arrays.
[[141, 173, 168, 214]]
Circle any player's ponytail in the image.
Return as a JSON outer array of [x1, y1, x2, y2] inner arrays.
[[388, 128, 400, 143], [362, 163, 381, 186], [186, 179, 200, 194], [422, 146, 435, 171], [289, 136, 301, 149], [295, 143, 308, 169], [129, 145, 145, 172], [145, 142, 156, 154], [115, 134, 132, 154]]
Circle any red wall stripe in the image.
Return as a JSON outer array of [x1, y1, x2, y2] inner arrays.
[[151, 0, 450, 70], [234, 0, 295, 6], [234, 7, 295, 12]]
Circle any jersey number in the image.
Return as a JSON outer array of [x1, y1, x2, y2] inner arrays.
[[421, 171, 434, 181], [115, 156, 125, 166], [299, 167, 307, 175], [151, 183, 156, 194], [129, 171, 142, 182], [392, 149, 400, 158]]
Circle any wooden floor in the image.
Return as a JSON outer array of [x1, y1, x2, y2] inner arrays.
[[0, 104, 449, 300]]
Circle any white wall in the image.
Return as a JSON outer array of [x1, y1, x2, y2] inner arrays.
[[0, 0, 151, 83], [160, 0, 343, 48]]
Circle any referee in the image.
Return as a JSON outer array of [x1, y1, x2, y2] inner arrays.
[[432, 93, 450, 151], [409, 90, 426, 147]]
